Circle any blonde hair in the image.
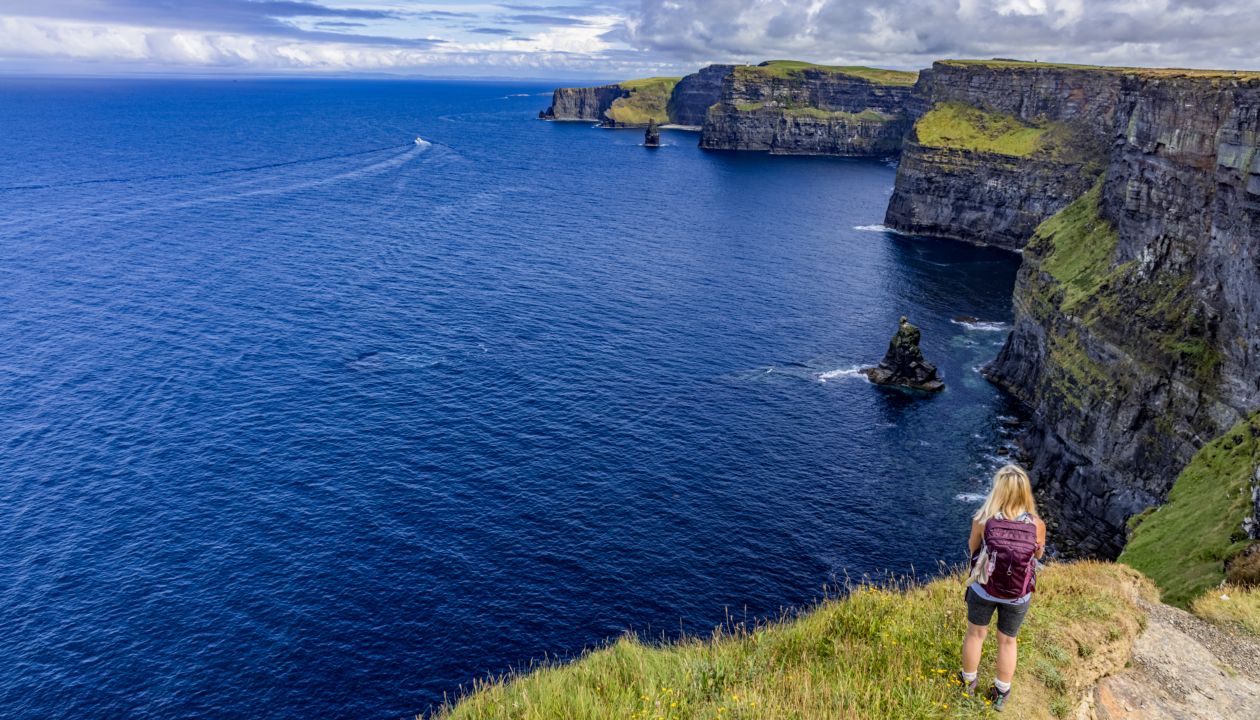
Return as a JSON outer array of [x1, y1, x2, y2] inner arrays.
[[974, 464, 1038, 523]]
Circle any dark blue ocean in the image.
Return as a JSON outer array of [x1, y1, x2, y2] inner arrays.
[[0, 78, 1023, 719]]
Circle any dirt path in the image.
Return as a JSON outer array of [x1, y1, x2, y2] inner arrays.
[[1077, 594, 1260, 719]]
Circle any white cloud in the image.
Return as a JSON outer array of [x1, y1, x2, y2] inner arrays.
[[0, 1, 1257, 77]]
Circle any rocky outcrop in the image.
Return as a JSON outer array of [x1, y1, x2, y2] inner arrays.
[[644, 120, 660, 148], [666, 65, 733, 127], [885, 61, 1123, 249], [1081, 591, 1260, 720], [985, 71, 1260, 556], [864, 316, 944, 392], [540, 84, 628, 121], [700, 62, 917, 156]]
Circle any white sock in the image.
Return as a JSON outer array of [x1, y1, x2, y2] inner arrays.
[[994, 678, 1011, 693], [962, 670, 977, 683]]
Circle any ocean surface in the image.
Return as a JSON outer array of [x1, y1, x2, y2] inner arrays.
[[0, 78, 1024, 719]]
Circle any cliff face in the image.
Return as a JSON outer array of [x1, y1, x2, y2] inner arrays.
[[986, 72, 1260, 556], [667, 65, 733, 127], [885, 62, 1123, 249], [541, 85, 628, 121], [699, 62, 917, 156]]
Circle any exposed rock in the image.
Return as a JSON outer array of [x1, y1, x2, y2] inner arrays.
[[540, 84, 628, 121], [666, 65, 733, 127], [644, 120, 661, 148], [884, 61, 1122, 249], [984, 70, 1260, 557], [863, 316, 944, 392], [1079, 592, 1260, 720], [699, 62, 917, 156]]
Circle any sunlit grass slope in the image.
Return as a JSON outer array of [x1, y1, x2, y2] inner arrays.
[[435, 563, 1149, 719], [1120, 411, 1260, 608], [913, 102, 1063, 158], [605, 77, 681, 126]]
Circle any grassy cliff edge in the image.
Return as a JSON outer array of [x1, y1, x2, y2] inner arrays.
[[436, 563, 1149, 719], [1120, 412, 1260, 607]]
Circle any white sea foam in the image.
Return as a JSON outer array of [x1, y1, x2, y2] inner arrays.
[[818, 366, 869, 383], [853, 224, 900, 233], [955, 493, 987, 504], [950, 318, 1010, 332]]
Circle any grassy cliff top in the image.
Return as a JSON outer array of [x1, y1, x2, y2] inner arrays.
[[618, 76, 683, 89], [1120, 412, 1260, 607], [605, 77, 680, 126], [436, 563, 1149, 719], [938, 58, 1260, 80], [914, 102, 1065, 158], [737, 60, 919, 86]]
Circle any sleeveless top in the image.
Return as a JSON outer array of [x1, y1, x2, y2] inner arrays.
[[969, 511, 1035, 605]]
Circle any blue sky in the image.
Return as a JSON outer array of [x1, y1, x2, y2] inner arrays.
[[0, 1, 1256, 79]]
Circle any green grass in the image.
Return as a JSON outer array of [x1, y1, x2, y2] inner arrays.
[[914, 102, 1059, 158], [782, 107, 893, 121], [1119, 412, 1260, 607], [435, 563, 1150, 719], [1033, 184, 1119, 309], [1192, 585, 1260, 638], [605, 77, 681, 126], [736, 60, 918, 86]]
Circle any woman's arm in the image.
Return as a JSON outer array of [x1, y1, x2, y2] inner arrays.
[[968, 520, 984, 555], [1034, 517, 1047, 559]]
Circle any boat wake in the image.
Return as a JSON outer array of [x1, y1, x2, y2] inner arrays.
[[0, 141, 418, 193]]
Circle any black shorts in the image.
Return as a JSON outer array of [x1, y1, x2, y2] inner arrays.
[[965, 586, 1030, 637]]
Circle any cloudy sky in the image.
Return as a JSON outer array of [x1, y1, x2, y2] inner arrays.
[[0, 0, 1256, 79]]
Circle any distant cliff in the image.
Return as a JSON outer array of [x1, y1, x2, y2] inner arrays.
[[667, 65, 734, 127], [699, 61, 918, 155], [540, 84, 628, 122], [980, 66, 1260, 556], [540, 61, 916, 154], [540, 77, 683, 128]]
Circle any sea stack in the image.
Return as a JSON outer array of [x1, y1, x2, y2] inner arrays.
[[644, 119, 661, 148], [863, 316, 944, 392]]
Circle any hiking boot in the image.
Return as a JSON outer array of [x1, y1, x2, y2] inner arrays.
[[986, 684, 1011, 711], [959, 672, 977, 696]]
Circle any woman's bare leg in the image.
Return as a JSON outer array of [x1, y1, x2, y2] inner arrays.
[[962, 622, 988, 673], [995, 630, 1018, 683]]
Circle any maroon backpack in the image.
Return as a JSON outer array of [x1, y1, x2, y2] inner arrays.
[[978, 516, 1040, 600]]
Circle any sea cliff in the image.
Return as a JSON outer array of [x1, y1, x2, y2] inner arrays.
[[540, 61, 916, 154], [540, 84, 628, 122], [983, 68, 1260, 556], [666, 64, 734, 127], [540, 77, 682, 127], [698, 61, 917, 155], [884, 61, 1121, 249]]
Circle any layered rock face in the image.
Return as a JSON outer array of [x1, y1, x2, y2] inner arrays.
[[699, 62, 917, 155], [986, 72, 1260, 556], [885, 62, 1124, 249], [540, 85, 628, 121], [666, 65, 733, 127]]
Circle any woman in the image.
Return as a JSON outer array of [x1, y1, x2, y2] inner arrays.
[[960, 464, 1046, 712]]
